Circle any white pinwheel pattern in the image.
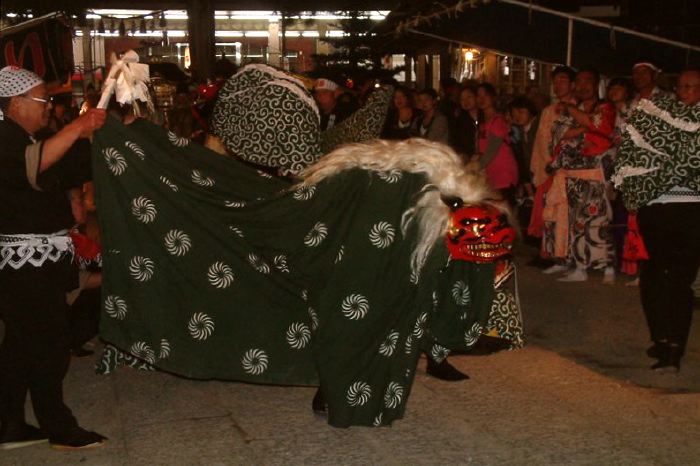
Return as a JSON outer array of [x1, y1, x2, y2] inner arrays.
[[273, 255, 289, 273], [129, 256, 155, 281], [430, 344, 450, 363], [384, 382, 404, 409], [159, 339, 171, 359], [242, 348, 269, 375], [191, 169, 215, 187], [452, 280, 471, 305], [301, 289, 308, 301], [104, 295, 127, 320], [247, 253, 270, 274], [346, 381, 372, 406], [308, 307, 319, 331], [229, 226, 244, 238], [159, 176, 179, 192], [256, 169, 273, 179], [304, 222, 328, 247], [164, 230, 191, 256], [379, 331, 399, 357], [207, 261, 234, 288], [341, 294, 369, 320], [293, 185, 316, 201], [404, 334, 413, 354], [131, 196, 157, 223], [224, 200, 246, 208], [334, 245, 345, 264], [125, 141, 145, 159], [103, 147, 127, 175], [464, 322, 483, 347], [369, 222, 396, 249], [188, 312, 215, 340], [373, 413, 383, 427], [130, 341, 155, 364], [167, 130, 190, 147], [286, 322, 311, 349], [412, 312, 428, 338], [377, 169, 402, 183]]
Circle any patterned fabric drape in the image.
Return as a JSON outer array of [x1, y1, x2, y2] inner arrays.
[[614, 95, 700, 210], [92, 117, 522, 427]]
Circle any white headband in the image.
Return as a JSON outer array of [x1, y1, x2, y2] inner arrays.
[[632, 62, 661, 73], [0, 66, 44, 120]]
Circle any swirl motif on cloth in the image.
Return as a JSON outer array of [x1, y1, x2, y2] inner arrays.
[[130, 342, 156, 364], [241, 348, 269, 375], [207, 261, 234, 288], [131, 196, 157, 223], [369, 222, 396, 249], [103, 148, 127, 175], [188, 312, 215, 340], [341, 294, 369, 320], [346, 381, 372, 406], [286, 323, 311, 349], [104, 295, 128, 320]]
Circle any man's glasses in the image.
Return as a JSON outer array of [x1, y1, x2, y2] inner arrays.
[[21, 95, 52, 106]]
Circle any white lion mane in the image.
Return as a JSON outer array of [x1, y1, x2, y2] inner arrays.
[[297, 138, 505, 276]]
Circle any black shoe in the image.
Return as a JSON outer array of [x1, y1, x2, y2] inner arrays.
[[526, 256, 554, 269], [49, 427, 107, 451], [71, 346, 95, 358], [646, 341, 664, 359], [0, 422, 48, 450], [651, 343, 682, 373], [312, 388, 327, 416], [426, 358, 469, 381]]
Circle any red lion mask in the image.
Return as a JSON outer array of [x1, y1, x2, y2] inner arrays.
[[446, 203, 516, 263]]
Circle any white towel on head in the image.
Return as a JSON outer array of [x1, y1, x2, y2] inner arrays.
[[0, 65, 44, 120]]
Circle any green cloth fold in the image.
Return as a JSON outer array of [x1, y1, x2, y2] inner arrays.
[[92, 117, 519, 427]]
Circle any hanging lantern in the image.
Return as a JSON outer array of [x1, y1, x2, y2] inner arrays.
[[118, 19, 126, 37], [97, 18, 105, 34], [139, 18, 147, 34], [159, 13, 167, 29]]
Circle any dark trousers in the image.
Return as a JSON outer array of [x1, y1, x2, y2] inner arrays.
[[68, 287, 101, 350], [0, 259, 79, 435], [637, 202, 700, 349]]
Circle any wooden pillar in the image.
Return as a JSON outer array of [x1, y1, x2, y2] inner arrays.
[[440, 49, 452, 81], [404, 54, 413, 87], [187, 0, 215, 82], [416, 55, 426, 89]]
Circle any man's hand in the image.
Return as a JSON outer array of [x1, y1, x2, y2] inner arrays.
[[70, 197, 87, 225], [72, 109, 107, 138]]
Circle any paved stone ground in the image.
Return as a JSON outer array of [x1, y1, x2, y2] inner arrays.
[[3, 250, 699, 465]]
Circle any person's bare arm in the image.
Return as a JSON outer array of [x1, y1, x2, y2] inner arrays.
[[40, 109, 107, 173]]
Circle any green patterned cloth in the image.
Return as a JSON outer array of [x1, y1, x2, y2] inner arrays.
[[210, 64, 392, 176], [614, 95, 700, 210], [92, 117, 520, 427]]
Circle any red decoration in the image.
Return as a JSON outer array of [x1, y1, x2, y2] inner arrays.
[[446, 204, 516, 263]]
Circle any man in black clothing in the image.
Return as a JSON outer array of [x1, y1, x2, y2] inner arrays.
[[0, 66, 107, 451]]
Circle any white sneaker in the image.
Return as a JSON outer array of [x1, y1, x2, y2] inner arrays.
[[602, 267, 615, 285], [543, 264, 568, 274], [557, 269, 588, 282]]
